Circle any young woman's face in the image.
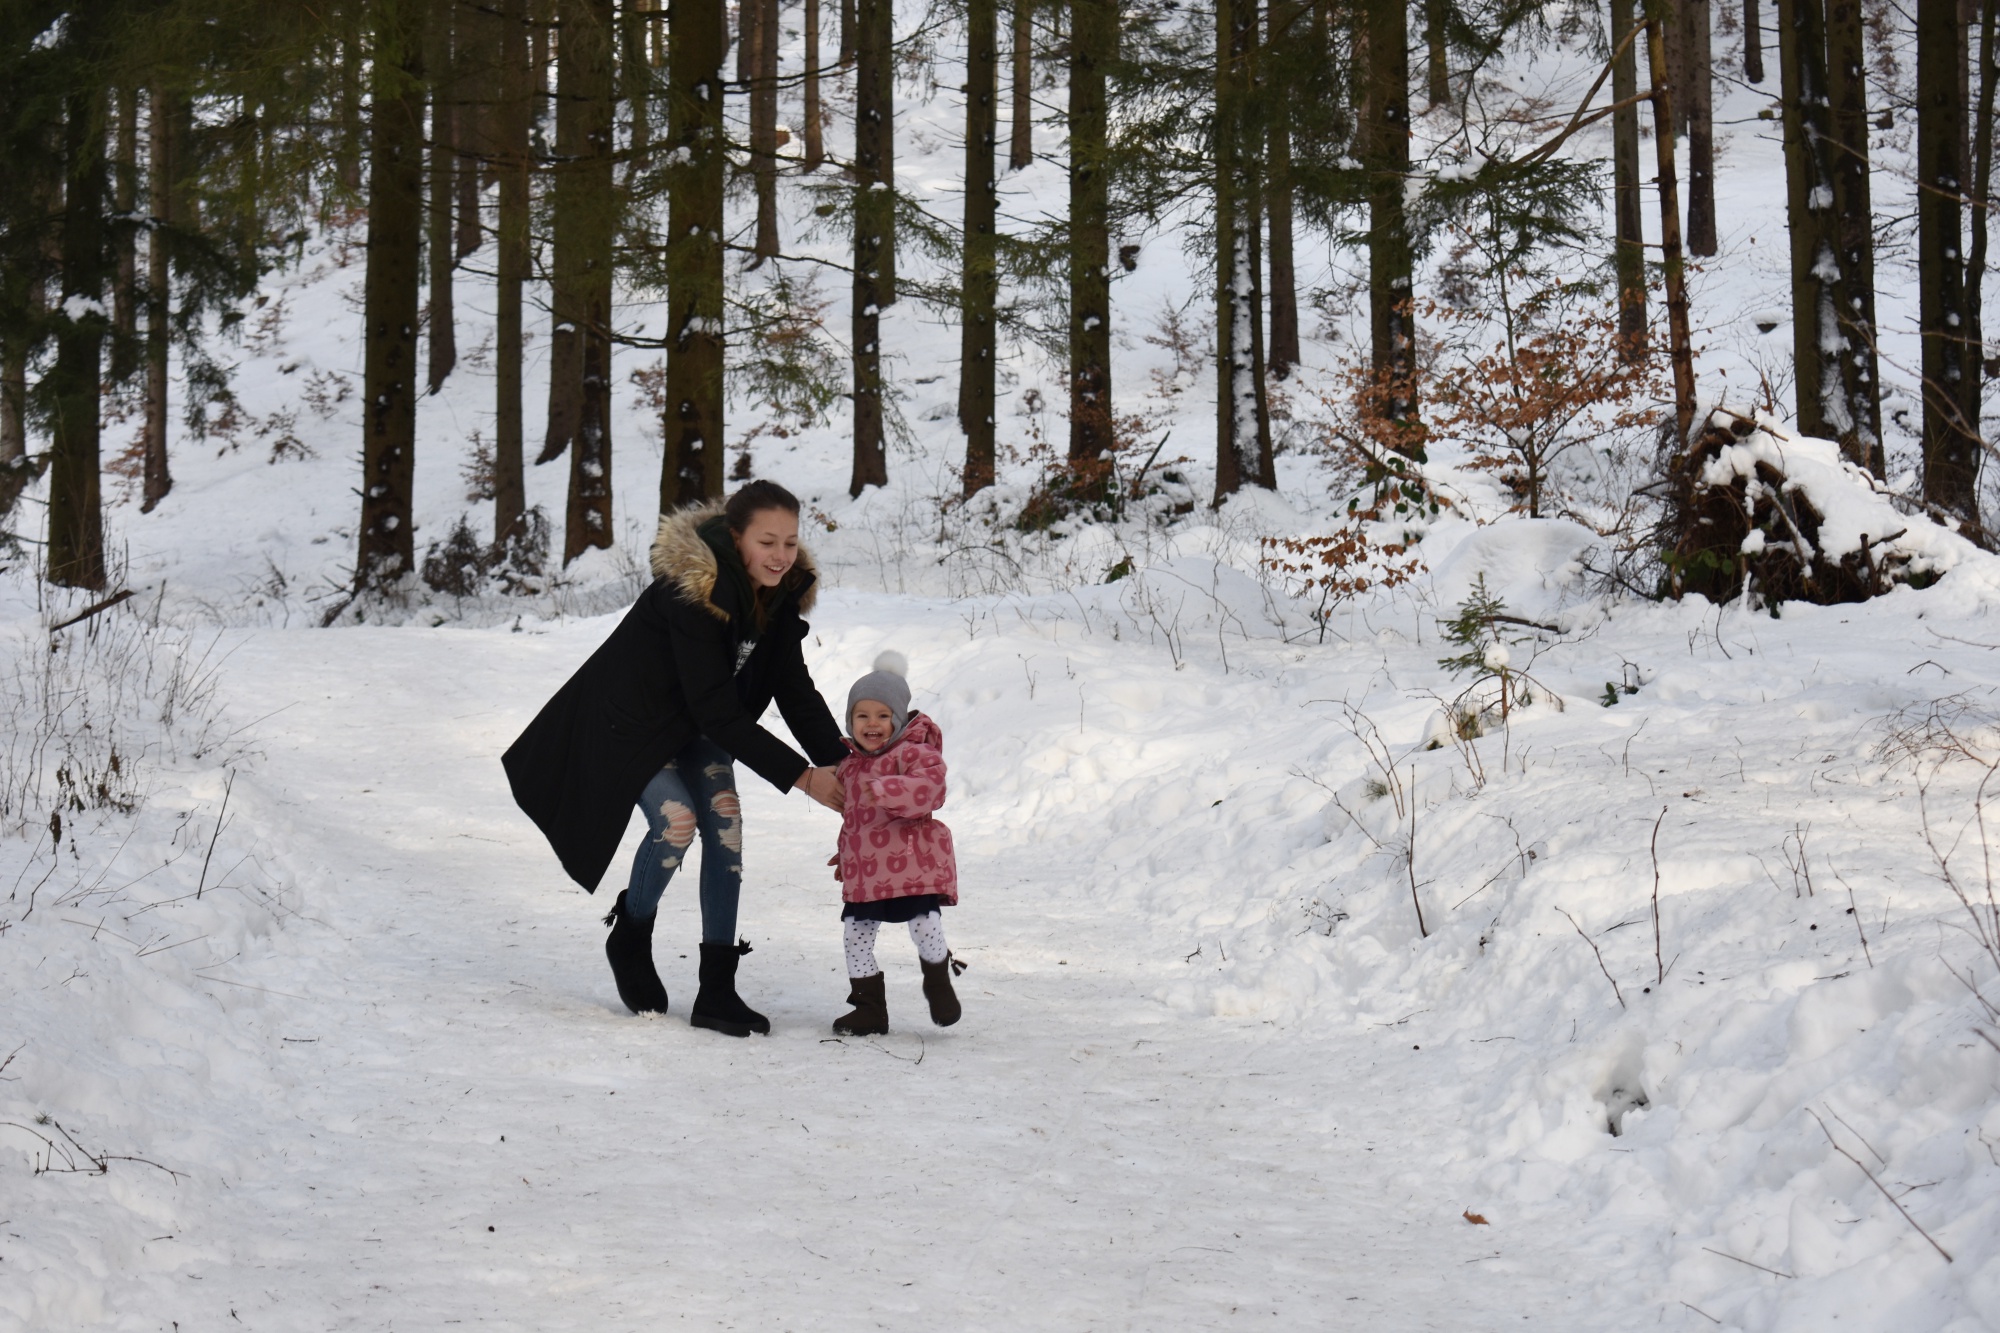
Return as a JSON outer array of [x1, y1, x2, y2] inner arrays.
[[851, 700, 896, 752], [733, 507, 801, 588]]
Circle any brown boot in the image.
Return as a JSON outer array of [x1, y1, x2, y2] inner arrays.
[[832, 972, 888, 1036], [920, 954, 965, 1027]]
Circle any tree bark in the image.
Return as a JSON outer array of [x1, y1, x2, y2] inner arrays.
[[1826, 0, 1882, 472], [961, 0, 1000, 496], [1068, 0, 1115, 464], [1267, 0, 1305, 379], [841, 0, 857, 66], [1744, 0, 1764, 81], [1364, 0, 1417, 444], [1644, 4, 1697, 448], [1917, 1, 1980, 522], [541, 0, 587, 465], [623, 0, 653, 189], [50, 86, 109, 591], [805, 0, 825, 169], [666, 0, 728, 505], [1612, 0, 1648, 355], [1215, 0, 1275, 502], [750, 0, 781, 261], [564, 0, 616, 564], [1685, 0, 1717, 256], [358, 0, 427, 593], [496, 0, 530, 545], [1009, 0, 1034, 169], [142, 85, 174, 513], [1423, 0, 1449, 107], [454, 0, 484, 260], [111, 85, 139, 384], [851, 0, 894, 495], [428, 0, 459, 395]]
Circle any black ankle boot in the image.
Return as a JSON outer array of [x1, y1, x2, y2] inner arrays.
[[603, 890, 669, 1014], [690, 940, 771, 1037], [920, 954, 965, 1027]]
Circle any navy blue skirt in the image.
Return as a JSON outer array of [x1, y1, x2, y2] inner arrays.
[[841, 895, 946, 923]]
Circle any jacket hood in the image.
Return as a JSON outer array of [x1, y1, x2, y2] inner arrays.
[[649, 501, 819, 621]]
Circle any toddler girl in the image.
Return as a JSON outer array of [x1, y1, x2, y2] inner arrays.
[[830, 651, 962, 1035]]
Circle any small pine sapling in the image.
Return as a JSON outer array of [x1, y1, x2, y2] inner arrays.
[[1436, 574, 1564, 741]]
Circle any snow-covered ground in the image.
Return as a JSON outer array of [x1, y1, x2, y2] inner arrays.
[[6, 11, 2000, 1332]]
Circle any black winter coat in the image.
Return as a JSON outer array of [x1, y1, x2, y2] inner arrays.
[[502, 503, 849, 891]]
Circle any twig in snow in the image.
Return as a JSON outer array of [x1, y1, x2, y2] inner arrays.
[[1407, 788, 1429, 939], [1807, 1109, 1953, 1263], [1829, 862, 1875, 969], [1649, 806, 1667, 985], [1679, 1302, 1722, 1325], [196, 772, 235, 901], [1555, 907, 1624, 1009], [48, 588, 135, 635], [1699, 1247, 1794, 1279]]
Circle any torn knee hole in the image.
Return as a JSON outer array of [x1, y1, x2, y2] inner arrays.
[[657, 800, 698, 847]]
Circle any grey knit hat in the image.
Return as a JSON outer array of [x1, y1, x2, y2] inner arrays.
[[847, 650, 911, 741]]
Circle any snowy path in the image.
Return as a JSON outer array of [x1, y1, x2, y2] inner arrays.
[[162, 615, 1620, 1331]]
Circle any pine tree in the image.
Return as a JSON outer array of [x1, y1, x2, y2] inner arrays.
[[1010, 0, 1034, 169], [495, 0, 531, 544], [805, 0, 826, 169], [1916, 1, 1979, 523], [142, 83, 174, 512], [358, 0, 429, 593], [563, 0, 616, 563], [1744, 0, 1764, 81], [961, 0, 1001, 497], [750, 0, 781, 261], [50, 79, 110, 590], [541, 0, 586, 464], [1611, 0, 1647, 355], [1068, 0, 1116, 466], [1363, 0, 1417, 445], [850, 0, 894, 495], [427, 0, 459, 394], [1684, 0, 1716, 256], [666, 0, 729, 504], [1214, 0, 1275, 501], [1265, 0, 1307, 378], [1643, 1, 1696, 446]]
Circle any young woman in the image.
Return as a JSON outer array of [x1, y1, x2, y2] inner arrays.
[[504, 481, 848, 1036]]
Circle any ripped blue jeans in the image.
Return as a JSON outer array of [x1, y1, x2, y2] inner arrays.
[[622, 739, 743, 943]]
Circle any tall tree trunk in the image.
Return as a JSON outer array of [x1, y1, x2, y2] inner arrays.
[[340, 8, 366, 194], [1644, 4, 1697, 448], [1612, 0, 1648, 355], [1744, 0, 1764, 80], [564, 0, 616, 563], [1918, 0, 1980, 522], [540, 0, 587, 464], [1009, 0, 1034, 169], [750, 0, 781, 261], [1960, 0, 1999, 496], [358, 0, 428, 593], [841, 0, 857, 65], [667, 0, 728, 504], [1267, 0, 1305, 379], [1686, 0, 1717, 255], [1778, 0, 1878, 468], [1827, 0, 1883, 472], [1216, 0, 1275, 502], [111, 86, 139, 384], [1423, 0, 1449, 107], [533, 0, 553, 109], [1068, 0, 1115, 464], [805, 0, 825, 169], [50, 87, 109, 591], [455, 0, 485, 260], [428, 0, 459, 395], [623, 0, 653, 188], [142, 84, 174, 513], [1364, 0, 1417, 445], [496, 0, 530, 544], [961, 0, 1000, 497], [850, 0, 894, 495]]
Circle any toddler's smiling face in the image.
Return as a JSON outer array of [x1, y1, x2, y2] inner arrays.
[[850, 700, 897, 753]]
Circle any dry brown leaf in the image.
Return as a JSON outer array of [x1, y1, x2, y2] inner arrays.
[[1462, 1209, 1489, 1225]]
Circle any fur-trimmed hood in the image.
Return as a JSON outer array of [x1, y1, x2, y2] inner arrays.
[[649, 502, 819, 621]]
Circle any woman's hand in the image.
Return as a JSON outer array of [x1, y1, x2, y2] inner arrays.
[[795, 766, 846, 812]]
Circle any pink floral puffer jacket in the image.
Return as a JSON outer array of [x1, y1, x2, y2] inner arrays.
[[834, 712, 958, 905]]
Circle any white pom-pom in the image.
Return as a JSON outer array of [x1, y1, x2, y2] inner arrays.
[[873, 649, 908, 677]]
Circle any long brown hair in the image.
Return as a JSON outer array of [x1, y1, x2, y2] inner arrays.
[[725, 481, 803, 630]]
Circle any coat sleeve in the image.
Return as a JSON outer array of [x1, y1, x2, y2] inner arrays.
[[664, 595, 813, 793], [865, 741, 948, 818], [771, 619, 850, 768]]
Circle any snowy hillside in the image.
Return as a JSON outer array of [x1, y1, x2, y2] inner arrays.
[[4, 8, 2000, 1333]]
